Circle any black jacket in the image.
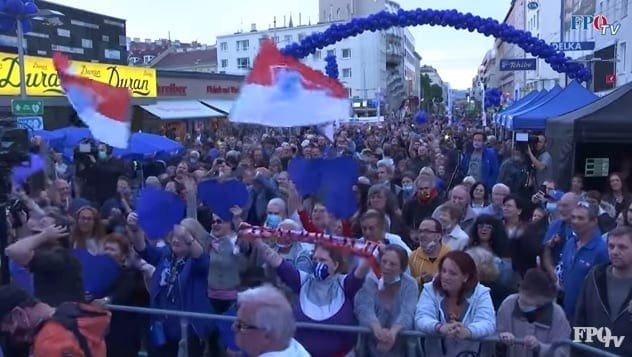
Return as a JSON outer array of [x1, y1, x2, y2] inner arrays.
[[574, 264, 632, 356]]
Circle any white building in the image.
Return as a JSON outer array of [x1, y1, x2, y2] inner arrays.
[[216, 0, 420, 112]]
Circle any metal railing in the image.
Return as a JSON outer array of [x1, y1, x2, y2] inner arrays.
[[106, 304, 620, 357]]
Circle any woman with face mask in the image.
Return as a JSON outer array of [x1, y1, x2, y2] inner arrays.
[[252, 238, 370, 357], [354, 245, 419, 356], [497, 268, 571, 356]]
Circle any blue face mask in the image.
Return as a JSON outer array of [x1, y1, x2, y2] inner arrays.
[[265, 214, 282, 228], [545, 202, 557, 213], [97, 151, 107, 160], [402, 184, 414, 192], [519, 304, 538, 313], [313, 262, 330, 281]]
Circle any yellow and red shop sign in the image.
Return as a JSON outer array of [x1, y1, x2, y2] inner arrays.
[[0, 52, 157, 97]]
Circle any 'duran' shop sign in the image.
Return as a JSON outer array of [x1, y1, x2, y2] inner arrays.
[[0, 52, 157, 98]]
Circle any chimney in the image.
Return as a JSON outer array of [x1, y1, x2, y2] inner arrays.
[[283, 15, 286, 27], [288, 15, 293, 28], [273, 16, 277, 28], [299, 13, 302, 26], [250, 23, 257, 32]]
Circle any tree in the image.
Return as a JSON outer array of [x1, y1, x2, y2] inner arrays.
[[419, 74, 444, 113]]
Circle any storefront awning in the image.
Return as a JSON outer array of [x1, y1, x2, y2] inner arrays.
[[201, 99, 234, 115], [141, 100, 224, 120]]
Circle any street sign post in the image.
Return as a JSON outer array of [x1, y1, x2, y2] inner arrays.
[[16, 116, 43, 131], [499, 58, 537, 71], [11, 99, 44, 116]]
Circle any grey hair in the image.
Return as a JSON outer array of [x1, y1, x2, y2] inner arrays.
[[237, 285, 295, 344], [465, 247, 499, 282], [278, 219, 300, 230], [492, 183, 510, 193], [267, 198, 288, 217], [376, 160, 394, 174]]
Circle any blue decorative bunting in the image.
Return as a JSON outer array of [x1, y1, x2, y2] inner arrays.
[[136, 187, 185, 240], [72, 248, 120, 298], [281, 8, 591, 82], [197, 179, 249, 221], [0, 0, 39, 34]]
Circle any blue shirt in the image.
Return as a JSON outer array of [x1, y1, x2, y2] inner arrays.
[[542, 219, 574, 265], [559, 230, 609, 318]]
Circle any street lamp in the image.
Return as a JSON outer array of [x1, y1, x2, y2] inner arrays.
[[0, 8, 65, 98]]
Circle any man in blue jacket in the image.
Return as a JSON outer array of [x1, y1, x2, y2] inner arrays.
[[460, 132, 499, 190]]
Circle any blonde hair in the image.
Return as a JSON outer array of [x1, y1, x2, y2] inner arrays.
[[465, 247, 499, 282]]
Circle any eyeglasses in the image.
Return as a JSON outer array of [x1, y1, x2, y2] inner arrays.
[[234, 320, 261, 332], [577, 201, 591, 208]]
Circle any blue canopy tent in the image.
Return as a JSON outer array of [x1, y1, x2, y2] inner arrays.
[[505, 85, 563, 130], [493, 90, 540, 124], [499, 89, 551, 127], [511, 81, 598, 130]]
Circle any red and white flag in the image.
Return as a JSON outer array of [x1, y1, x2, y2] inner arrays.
[[229, 40, 349, 129], [53, 53, 131, 148]]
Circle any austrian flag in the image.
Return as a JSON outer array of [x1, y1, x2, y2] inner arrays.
[[53, 53, 131, 149], [229, 40, 350, 127]]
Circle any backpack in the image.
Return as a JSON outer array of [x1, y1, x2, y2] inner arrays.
[[40, 302, 111, 357]]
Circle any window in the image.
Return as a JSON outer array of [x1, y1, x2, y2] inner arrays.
[[313, 50, 321, 60], [623, 0, 629, 17], [327, 49, 335, 57], [221, 59, 228, 68], [342, 48, 351, 58], [104, 49, 121, 60], [143, 55, 154, 64], [57, 28, 70, 37], [237, 40, 249, 51], [51, 44, 84, 54], [298, 33, 306, 41], [103, 19, 125, 28], [259, 37, 268, 45], [342, 68, 352, 78], [220, 42, 228, 51], [26, 32, 49, 39], [619, 42, 626, 73], [70, 19, 99, 29], [119, 36, 126, 46], [237, 57, 250, 69], [272, 36, 279, 43], [284, 35, 292, 43], [37, 50, 47, 56], [81, 39, 93, 49], [102, 35, 109, 42]]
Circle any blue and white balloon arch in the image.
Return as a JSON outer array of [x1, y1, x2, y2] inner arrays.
[[281, 8, 591, 83]]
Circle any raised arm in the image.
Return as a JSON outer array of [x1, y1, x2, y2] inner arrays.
[[5, 225, 68, 266]]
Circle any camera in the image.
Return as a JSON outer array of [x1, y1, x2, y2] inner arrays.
[[515, 133, 538, 152]]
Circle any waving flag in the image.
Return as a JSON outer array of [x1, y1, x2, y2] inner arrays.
[[53, 53, 131, 148], [230, 40, 349, 127]]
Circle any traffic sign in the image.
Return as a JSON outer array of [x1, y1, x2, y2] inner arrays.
[[11, 99, 44, 116], [17, 116, 44, 132]]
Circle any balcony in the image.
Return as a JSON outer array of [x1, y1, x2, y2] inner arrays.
[[386, 52, 403, 66]]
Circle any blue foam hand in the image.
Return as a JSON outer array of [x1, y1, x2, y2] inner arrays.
[[136, 187, 185, 240], [197, 178, 249, 221], [72, 249, 120, 298]]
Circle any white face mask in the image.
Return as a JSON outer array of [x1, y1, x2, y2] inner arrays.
[[378, 274, 401, 291]]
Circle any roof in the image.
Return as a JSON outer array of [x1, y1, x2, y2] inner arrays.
[[152, 48, 217, 68]]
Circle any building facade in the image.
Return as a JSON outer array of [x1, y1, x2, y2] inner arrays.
[[0, 0, 127, 64], [216, 0, 420, 113]]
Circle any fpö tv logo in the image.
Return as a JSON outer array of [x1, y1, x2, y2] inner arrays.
[[571, 15, 621, 35]]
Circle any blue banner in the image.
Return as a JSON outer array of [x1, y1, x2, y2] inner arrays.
[[499, 58, 537, 71]]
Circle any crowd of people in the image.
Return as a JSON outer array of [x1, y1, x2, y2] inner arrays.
[[1, 113, 631, 357]]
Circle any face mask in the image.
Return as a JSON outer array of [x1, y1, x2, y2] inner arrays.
[[313, 262, 330, 281], [402, 184, 414, 192], [97, 151, 107, 160], [276, 241, 292, 249], [422, 240, 438, 254], [545, 202, 557, 213], [519, 304, 538, 313], [472, 142, 484, 150], [378, 274, 401, 290], [189, 158, 198, 164], [265, 214, 282, 228]]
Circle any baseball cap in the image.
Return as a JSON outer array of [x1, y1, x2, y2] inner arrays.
[[0, 284, 32, 323]]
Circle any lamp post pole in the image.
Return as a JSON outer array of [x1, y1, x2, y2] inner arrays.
[[16, 17, 27, 98], [480, 80, 486, 127]]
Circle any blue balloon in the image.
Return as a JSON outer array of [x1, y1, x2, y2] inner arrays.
[[0, 17, 14, 32], [5, 0, 24, 16], [415, 111, 427, 124], [24, 1, 37, 15]]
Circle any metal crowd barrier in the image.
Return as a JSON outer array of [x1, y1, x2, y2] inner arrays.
[[106, 304, 620, 357]]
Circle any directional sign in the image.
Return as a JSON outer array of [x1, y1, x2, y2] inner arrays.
[[499, 58, 537, 71], [550, 41, 596, 52], [11, 99, 44, 116], [17, 116, 44, 132]]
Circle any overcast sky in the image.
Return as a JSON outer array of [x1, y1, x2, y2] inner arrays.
[[53, 0, 510, 89]]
